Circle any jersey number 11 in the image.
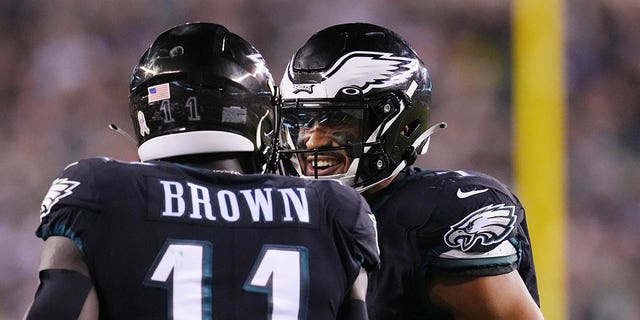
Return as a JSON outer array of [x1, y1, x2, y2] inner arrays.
[[145, 239, 309, 320]]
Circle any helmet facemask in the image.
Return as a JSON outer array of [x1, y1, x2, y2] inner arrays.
[[277, 91, 419, 192]]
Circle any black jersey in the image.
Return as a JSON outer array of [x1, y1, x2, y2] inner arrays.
[[366, 168, 539, 320], [37, 157, 379, 320]]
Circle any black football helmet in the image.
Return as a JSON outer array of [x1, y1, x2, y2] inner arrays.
[[129, 22, 276, 169], [277, 22, 445, 192]]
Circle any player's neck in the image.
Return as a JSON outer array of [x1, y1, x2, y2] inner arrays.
[[196, 159, 247, 174], [362, 173, 398, 201], [163, 153, 259, 174]]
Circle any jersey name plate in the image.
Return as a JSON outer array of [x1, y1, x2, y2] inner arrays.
[[145, 177, 317, 228]]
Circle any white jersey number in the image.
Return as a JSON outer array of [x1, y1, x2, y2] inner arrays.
[[146, 240, 309, 320]]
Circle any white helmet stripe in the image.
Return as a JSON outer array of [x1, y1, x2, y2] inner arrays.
[[138, 131, 254, 161]]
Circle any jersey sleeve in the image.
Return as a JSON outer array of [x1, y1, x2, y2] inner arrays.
[[324, 182, 380, 273], [419, 175, 527, 277], [36, 158, 105, 252]]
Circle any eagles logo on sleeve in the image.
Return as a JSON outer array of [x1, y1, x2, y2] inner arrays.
[[444, 204, 516, 252], [40, 178, 81, 220]]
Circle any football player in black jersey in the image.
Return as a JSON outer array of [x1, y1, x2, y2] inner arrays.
[[275, 23, 543, 319], [25, 22, 380, 320]]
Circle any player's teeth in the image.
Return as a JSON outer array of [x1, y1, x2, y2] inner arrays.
[[314, 160, 336, 167]]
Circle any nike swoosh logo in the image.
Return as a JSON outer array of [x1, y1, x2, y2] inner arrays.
[[456, 188, 489, 199]]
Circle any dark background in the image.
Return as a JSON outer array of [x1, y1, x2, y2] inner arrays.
[[1, 1, 638, 319]]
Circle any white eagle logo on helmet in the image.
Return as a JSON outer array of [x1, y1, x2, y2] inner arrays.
[[281, 51, 419, 99], [444, 204, 516, 252]]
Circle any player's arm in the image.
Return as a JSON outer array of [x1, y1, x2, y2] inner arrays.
[[337, 267, 369, 320], [327, 184, 378, 320], [24, 236, 99, 320], [428, 270, 543, 320]]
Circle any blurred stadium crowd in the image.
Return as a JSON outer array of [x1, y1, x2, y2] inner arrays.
[[1, 0, 638, 319]]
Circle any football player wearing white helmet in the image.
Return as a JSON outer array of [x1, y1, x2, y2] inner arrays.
[[276, 22, 542, 320]]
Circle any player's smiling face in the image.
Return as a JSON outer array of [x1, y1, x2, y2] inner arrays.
[[297, 123, 354, 175], [285, 109, 363, 176]]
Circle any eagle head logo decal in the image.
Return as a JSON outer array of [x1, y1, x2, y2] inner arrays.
[[444, 204, 516, 252], [40, 178, 81, 221]]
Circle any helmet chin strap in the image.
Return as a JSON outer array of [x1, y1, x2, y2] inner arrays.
[[359, 121, 448, 193], [357, 171, 397, 194]]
